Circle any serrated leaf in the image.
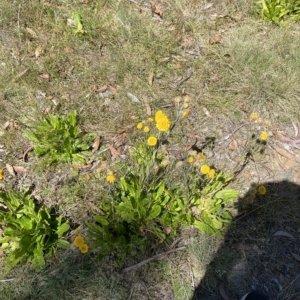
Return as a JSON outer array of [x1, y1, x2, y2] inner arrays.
[[146, 205, 161, 221], [56, 223, 70, 237]]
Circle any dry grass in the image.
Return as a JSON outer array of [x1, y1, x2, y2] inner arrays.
[[1, 0, 300, 299]]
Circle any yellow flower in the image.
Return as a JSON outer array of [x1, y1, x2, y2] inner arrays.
[[147, 136, 157, 146], [74, 236, 85, 247], [197, 153, 206, 162], [155, 110, 167, 122], [148, 117, 154, 122], [136, 122, 143, 129], [79, 244, 88, 254], [208, 169, 215, 178], [74, 227, 82, 234], [187, 156, 194, 163], [0, 169, 4, 180], [156, 117, 171, 132], [200, 164, 210, 175], [106, 174, 116, 183], [258, 185, 266, 195], [261, 131, 268, 141], [250, 112, 259, 121], [143, 126, 150, 133]]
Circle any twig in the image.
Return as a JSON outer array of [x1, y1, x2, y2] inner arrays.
[[122, 246, 186, 273], [169, 71, 193, 88], [0, 278, 15, 282], [23, 146, 33, 162]]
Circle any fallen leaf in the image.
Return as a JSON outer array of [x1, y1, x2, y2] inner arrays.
[[202, 3, 213, 10], [274, 230, 294, 239], [148, 70, 154, 86], [274, 152, 295, 170], [15, 69, 29, 80], [159, 57, 170, 64], [274, 146, 295, 161], [94, 84, 108, 93], [13, 166, 27, 173], [92, 136, 102, 152], [35, 44, 44, 58], [209, 35, 222, 45], [26, 27, 37, 38], [2, 121, 10, 130], [5, 164, 15, 177], [143, 98, 152, 116], [292, 121, 298, 137], [67, 18, 77, 27], [95, 160, 107, 173], [87, 201, 101, 213], [107, 144, 120, 161], [292, 253, 300, 262], [219, 283, 230, 300], [202, 107, 212, 118], [39, 73, 50, 79], [108, 84, 117, 95], [151, 2, 163, 17], [127, 92, 140, 103], [229, 138, 238, 150]]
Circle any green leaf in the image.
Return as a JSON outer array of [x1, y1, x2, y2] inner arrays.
[[18, 216, 33, 230], [32, 244, 45, 270], [94, 215, 109, 226], [214, 189, 238, 202], [57, 239, 70, 249], [56, 222, 70, 238], [146, 205, 161, 221]]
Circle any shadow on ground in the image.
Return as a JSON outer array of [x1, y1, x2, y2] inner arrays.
[[191, 180, 300, 300]]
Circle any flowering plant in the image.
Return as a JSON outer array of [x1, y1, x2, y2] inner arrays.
[[87, 109, 238, 264]]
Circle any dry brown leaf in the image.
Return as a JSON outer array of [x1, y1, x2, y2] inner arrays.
[[39, 73, 50, 79], [35, 45, 44, 58], [148, 70, 154, 86], [107, 144, 120, 161], [15, 69, 29, 79], [219, 283, 230, 300], [229, 138, 238, 150], [94, 84, 108, 93], [13, 166, 27, 173], [67, 18, 77, 27], [274, 146, 295, 161], [209, 35, 222, 45], [159, 57, 170, 64], [92, 136, 102, 152], [43, 106, 52, 114], [26, 28, 37, 38], [202, 107, 212, 118], [151, 2, 163, 17], [95, 160, 107, 173], [87, 201, 101, 213], [2, 121, 10, 130], [5, 164, 15, 177], [274, 153, 295, 170], [108, 84, 117, 95], [143, 98, 152, 116]]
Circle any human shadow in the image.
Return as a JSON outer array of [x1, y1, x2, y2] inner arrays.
[[191, 180, 300, 300]]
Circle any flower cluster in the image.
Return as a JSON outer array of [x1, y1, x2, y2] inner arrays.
[[200, 164, 215, 178], [155, 110, 171, 132], [73, 232, 88, 254], [0, 169, 3, 181]]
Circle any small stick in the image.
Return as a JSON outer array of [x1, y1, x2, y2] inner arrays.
[[122, 246, 186, 273], [23, 146, 33, 162], [169, 71, 193, 88]]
